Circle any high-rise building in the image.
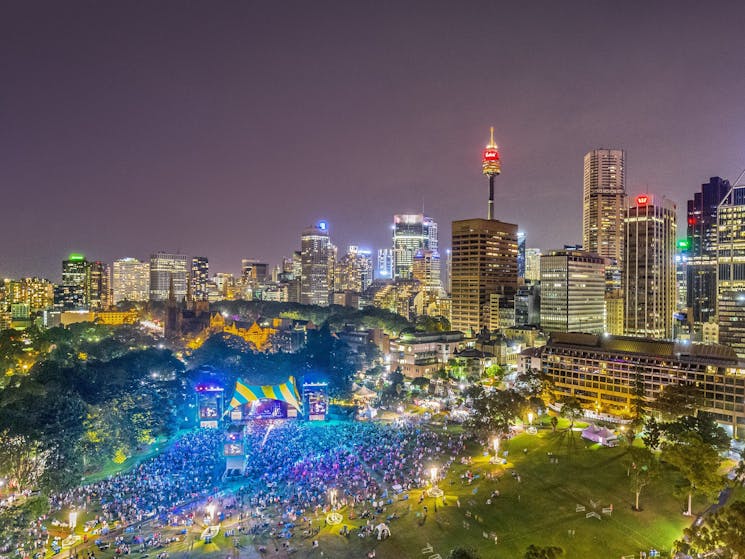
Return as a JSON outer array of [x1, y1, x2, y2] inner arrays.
[[392, 214, 437, 280], [539, 250, 606, 334], [412, 249, 442, 293], [241, 259, 268, 287], [716, 184, 745, 356], [192, 257, 210, 301], [87, 261, 110, 310], [58, 253, 89, 309], [623, 194, 677, 339], [517, 232, 526, 279], [686, 177, 731, 325], [149, 253, 190, 301], [524, 248, 542, 282], [377, 248, 394, 279], [301, 221, 333, 306], [112, 258, 150, 303], [450, 218, 518, 334], [335, 246, 373, 293], [582, 149, 626, 291], [3, 277, 54, 312]]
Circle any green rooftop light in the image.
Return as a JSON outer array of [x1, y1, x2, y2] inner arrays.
[[69, 253, 85, 261], [677, 239, 690, 251]]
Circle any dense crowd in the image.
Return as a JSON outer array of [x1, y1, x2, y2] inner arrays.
[[4, 419, 466, 558]]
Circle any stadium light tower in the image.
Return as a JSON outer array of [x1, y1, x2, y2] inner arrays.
[[482, 126, 501, 220]]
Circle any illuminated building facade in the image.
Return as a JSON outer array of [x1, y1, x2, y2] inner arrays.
[[524, 248, 542, 282], [686, 177, 730, 325], [523, 332, 745, 437], [87, 261, 110, 310], [58, 253, 88, 309], [377, 248, 394, 279], [450, 218, 518, 334], [392, 214, 437, 280], [3, 277, 54, 312], [149, 252, 190, 301], [335, 246, 373, 293], [539, 250, 606, 334], [112, 258, 150, 303], [623, 194, 677, 339], [192, 257, 210, 301], [582, 149, 626, 291], [300, 221, 333, 306], [717, 185, 745, 357]]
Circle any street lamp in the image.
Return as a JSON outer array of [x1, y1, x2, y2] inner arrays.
[[328, 488, 337, 509], [206, 504, 216, 523], [527, 412, 534, 426], [430, 467, 438, 487], [69, 511, 77, 536]]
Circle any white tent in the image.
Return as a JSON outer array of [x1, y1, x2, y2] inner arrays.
[[581, 425, 619, 447]]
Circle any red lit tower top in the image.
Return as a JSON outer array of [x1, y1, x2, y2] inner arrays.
[[482, 126, 501, 176]]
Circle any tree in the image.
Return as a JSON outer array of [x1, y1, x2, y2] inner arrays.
[[676, 500, 745, 559], [662, 413, 730, 452], [661, 431, 724, 516], [523, 545, 564, 559], [465, 386, 525, 438], [652, 382, 702, 420], [448, 547, 480, 559], [642, 416, 661, 450], [628, 448, 657, 511], [559, 397, 583, 430], [550, 415, 558, 433]]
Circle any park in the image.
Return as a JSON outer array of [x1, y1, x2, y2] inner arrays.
[[33, 415, 737, 559]]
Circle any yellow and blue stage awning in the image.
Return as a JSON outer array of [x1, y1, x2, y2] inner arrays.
[[227, 376, 302, 411]]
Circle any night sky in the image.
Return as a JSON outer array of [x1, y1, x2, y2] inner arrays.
[[3, 1, 745, 280]]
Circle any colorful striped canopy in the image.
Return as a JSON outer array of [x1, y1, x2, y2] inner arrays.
[[227, 376, 302, 411]]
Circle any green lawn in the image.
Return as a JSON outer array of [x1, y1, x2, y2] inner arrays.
[[162, 427, 704, 559]]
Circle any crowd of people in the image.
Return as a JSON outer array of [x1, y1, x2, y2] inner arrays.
[[4, 418, 467, 558]]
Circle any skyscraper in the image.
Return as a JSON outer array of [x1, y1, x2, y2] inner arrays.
[[112, 258, 150, 303], [335, 246, 373, 293], [686, 176, 731, 324], [87, 260, 110, 310], [392, 214, 437, 280], [539, 250, 607, 334], [524, 248, 542, 282], [149, 252, 190, 301], [192, 257, 210, 301], [517, 231, 526, 279], [582, 149, 626, 290], [300, 221, 332, 306], [377, 248, 393, 279], [58, 253, 88, 309], [716, 184, 745, 356], [623, 194, 677, 338], [450, 218, 518, 334]]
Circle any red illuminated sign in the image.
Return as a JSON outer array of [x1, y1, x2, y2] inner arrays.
[[636, 195, 649, 206], [688, 217, 697, 226], [483, 148, 500, 161]]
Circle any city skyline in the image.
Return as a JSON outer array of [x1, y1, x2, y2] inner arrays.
[[5, 2, 745, 279]]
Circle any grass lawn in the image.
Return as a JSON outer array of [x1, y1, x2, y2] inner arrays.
[[161, 425, 705, 559]]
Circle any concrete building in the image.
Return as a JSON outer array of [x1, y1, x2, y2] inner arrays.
[[623, 195, 677, 339], [717, 185, 745, 356], [522, 332, 745, 437], [391, 330, 464, 378], [392, 214, 437, 280], [149, 253, 191, 302], [300, 221, 333, 306], [450, 218, 518, 334], [582, 149, 626, 291], [539, 250, 606, 334], [113, 258, 150, 303]]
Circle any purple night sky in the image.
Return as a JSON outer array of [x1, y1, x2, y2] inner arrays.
[[3, 1, 745, 280]]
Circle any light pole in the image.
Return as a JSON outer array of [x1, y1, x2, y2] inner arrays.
[[205, 504, 216, 524], [527, 412, 534, 426], [69, 511, 77, 537], [430, 467, 439, 512]]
